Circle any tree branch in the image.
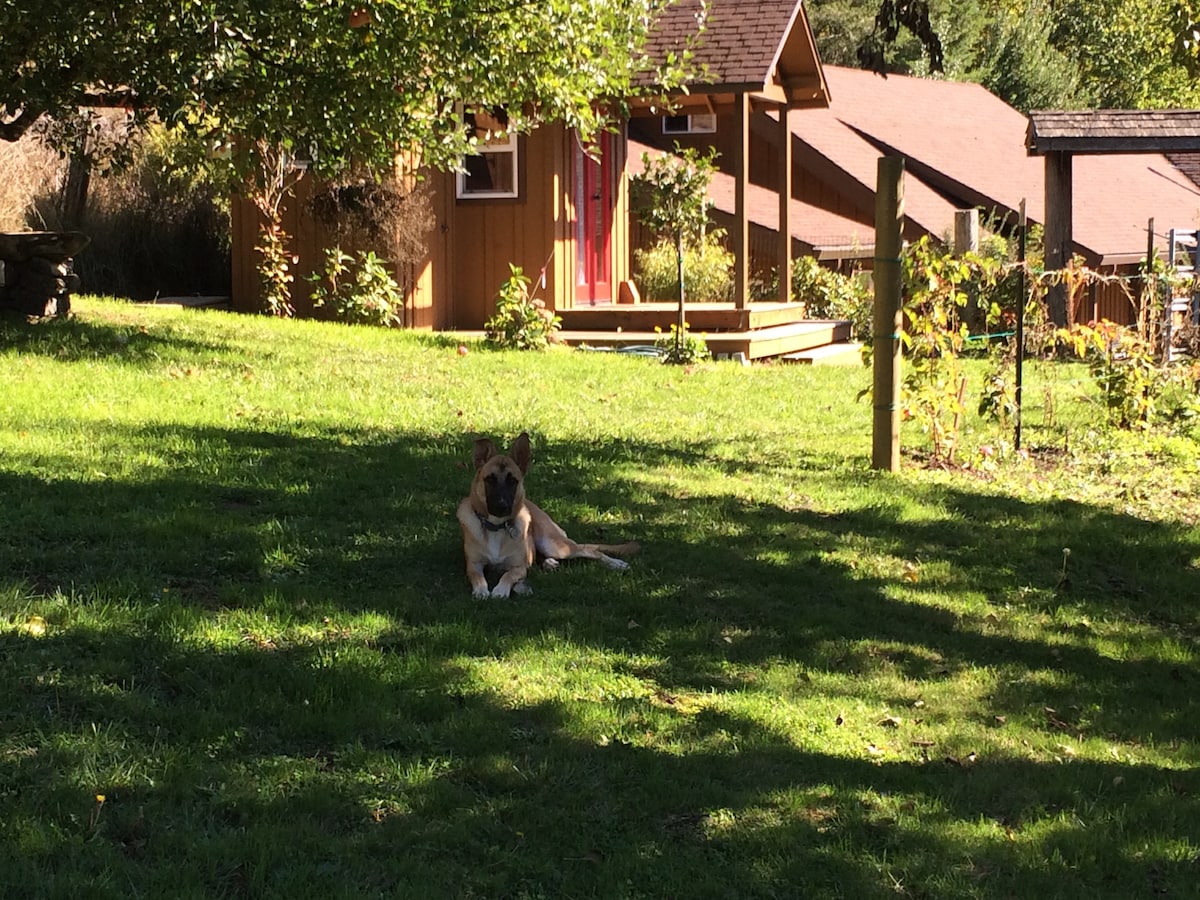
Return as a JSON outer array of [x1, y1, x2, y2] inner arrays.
[[0, 106, 42, 142]]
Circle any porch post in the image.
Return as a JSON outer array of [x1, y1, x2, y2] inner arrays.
[[777, 106, 792, 304], [734, 92, 750, 310], [1043, 150, 1073, 326]]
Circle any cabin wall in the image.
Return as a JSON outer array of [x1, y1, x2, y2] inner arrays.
[[231, 175, 327, 317], [449, 124, 572, 329], [229, 121, 629, 329]]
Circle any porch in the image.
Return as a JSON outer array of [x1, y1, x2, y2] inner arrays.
[[556, 302, 857, 362]]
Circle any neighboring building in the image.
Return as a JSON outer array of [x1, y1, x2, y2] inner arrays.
[[633, 64, 1200, 323]]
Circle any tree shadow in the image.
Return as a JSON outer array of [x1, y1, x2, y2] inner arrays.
[[2, 425, 1198, 897], [0, 309, 236, 364]]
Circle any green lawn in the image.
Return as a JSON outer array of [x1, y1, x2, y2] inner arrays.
[[1, 297, 1197, 899]]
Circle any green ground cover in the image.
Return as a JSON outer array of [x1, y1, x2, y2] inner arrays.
[[1, 297, 1197, 898]]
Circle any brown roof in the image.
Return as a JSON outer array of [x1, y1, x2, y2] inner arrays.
[[804, 67, 1200, 265], [1028, 110, 1200, 154], [641, 0, 827, 106], [1167, 152, 1200, 189]]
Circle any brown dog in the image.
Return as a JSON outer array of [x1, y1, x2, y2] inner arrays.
[[456, 432, 640, 598]]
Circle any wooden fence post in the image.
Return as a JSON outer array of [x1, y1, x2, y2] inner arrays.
[[872, 156, 905, 472]]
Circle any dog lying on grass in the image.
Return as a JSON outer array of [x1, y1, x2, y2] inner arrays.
[[456, 433, 640, 598]]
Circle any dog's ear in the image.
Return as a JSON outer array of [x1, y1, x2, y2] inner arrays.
[[472, 438, 497, 470], [509, 432, 531, 474]]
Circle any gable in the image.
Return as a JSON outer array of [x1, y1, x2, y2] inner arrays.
[[639, 0, 827, 109]]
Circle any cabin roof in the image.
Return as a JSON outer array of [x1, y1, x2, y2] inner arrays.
[[1167, 151, 1200, 189], [640, 0, 828, 108]]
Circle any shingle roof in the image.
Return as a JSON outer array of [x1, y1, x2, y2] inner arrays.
[[643, 0, 804, 90], [1167, 152, 1200, 189], [1028, 110, 1200, 154], [804, 67, 1200, 265]]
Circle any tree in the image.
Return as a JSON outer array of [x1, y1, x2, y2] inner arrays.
[[808, 0, 1199, 112], [630, 145, 717, 362], [1050, 0, 1200, 108], [3, 0, 703, 313]]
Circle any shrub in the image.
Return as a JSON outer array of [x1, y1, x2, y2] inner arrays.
[[31, 119, 233, 300], [791, 256, 872, 340], [654, 323, 710, 365], [0, 133, 60, 231], [634, 232, 733, 302], [308, 174, 433, 303], [484, 264, 561, 350], [309, 247, 405, 327]]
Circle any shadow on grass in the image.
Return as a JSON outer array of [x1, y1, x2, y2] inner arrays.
[[0, 309, 240, 364], [1, 426, 1198, 897]]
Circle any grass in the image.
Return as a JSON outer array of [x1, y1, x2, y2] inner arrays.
[[1, 296, 1198, 899]]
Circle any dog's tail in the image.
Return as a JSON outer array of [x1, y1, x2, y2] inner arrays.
[[587, 541, 640, 558]]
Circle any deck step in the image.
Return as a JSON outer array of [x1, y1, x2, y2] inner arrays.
[[558, 319, 851, 360], [781, 341, 865, 366]]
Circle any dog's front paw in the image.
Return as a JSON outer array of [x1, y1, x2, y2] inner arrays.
[[472, 585, 491, 599], [541, 558, 560, 572], [489, 583, 512, 599]]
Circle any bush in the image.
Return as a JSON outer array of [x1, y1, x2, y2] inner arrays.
[[634, 232, 733, 302], [484, 264, 561, 350], [0, 133, 60, 231], [654, 323, 710, 365], [791, 256, 872, 340], [31, 119, 234, 300], [309, 247, 405, 327]]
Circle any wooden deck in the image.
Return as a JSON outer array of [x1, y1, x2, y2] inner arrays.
[[556, 302, 853, 361]]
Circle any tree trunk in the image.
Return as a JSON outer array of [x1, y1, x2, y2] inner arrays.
[[58, 152, 91, 231], [675, 229, 686, 358]]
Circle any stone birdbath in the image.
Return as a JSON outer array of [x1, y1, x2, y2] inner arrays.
[[0, 231, 91, 317]]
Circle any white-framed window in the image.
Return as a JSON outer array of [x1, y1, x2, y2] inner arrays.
[[457, 108, 519, 199], [662, 113, 717, 135]]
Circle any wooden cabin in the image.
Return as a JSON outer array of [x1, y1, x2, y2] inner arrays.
[[230, 0, 836, 354]]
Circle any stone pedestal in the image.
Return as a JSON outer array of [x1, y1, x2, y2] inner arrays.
[[0, 231, 90, 317]]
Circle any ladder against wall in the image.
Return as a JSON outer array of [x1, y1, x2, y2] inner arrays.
[[1167, 228, 1200, 359]]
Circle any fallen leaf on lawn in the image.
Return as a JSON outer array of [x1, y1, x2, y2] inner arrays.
[[21, 615, 47, 637], [901, 560, 921, 583], [878, 715, 903, 728], [866, 744, 885, 757]]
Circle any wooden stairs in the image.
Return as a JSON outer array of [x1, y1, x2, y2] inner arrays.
[[555, 302, 855, 362]]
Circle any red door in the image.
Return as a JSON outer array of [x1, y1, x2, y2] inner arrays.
[[575, 132, 613, 305]]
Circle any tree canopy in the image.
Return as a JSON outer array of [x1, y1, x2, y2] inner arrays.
[[807, 0, 1200, 112], [0, 0, 694, 176]]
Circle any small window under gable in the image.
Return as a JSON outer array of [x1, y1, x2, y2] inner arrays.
[[662, 113, 717, 135], [457, 108, 519, 200]]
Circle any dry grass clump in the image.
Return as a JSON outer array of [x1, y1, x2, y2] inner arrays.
[[0, 132, 64, 232]]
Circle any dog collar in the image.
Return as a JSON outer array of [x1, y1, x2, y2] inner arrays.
[[478, 513, 519, 538]]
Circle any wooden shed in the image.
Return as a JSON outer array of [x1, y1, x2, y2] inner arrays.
[[230, 0, 831, 339]]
